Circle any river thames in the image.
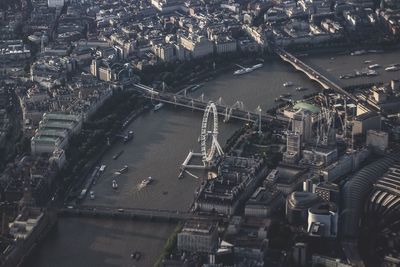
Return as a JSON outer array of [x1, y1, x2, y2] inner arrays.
[[27, 48, 400, 267]]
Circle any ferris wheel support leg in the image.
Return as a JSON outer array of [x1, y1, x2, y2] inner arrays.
[[214, 139, 224, 157]]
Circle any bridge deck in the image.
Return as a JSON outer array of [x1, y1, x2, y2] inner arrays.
[[59, 205, 225, 223], [133, 84, 289, 124], [273, 46, 358, 102], [59, 205, 191, 222]]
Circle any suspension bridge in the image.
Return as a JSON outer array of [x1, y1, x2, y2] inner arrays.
[[132, 83, 289, 124]]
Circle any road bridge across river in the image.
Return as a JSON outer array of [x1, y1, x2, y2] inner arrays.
[[59, 205, 222, 223], [272, 45, 358, 102]]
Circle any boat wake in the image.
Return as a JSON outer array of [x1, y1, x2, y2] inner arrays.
[[233, 63, 263, 75], [136, 183, 146, 191]]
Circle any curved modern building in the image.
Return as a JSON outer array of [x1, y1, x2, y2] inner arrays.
[[341, 152, 400, 238], [286, 191, 322, 225], [307, 202, 338, 237], [361, 161, 400, 265], [367, 162, 400, 217]]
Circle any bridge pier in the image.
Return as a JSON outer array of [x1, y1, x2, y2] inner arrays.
[[224, 107, 230, 122]]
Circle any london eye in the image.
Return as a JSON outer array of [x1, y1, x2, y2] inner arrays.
[[200, 102, 223, 165]]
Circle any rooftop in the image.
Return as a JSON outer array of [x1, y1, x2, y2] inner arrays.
[[181, 220, 217, 235], [293, 101, 321, 114], [354, 110, 379, 121], [287, 191, 322, 208], [247, 186, 282, 205], [32, 135, 61, 143]]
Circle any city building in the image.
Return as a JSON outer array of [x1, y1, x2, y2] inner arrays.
[[286, 191, 322, 225], [307, 202, 338, 237], [367, 86, 400, 113], [9, 208, 44, 240], [366, 130, 388, 153], [274, 165, 309, 194], [293, 242, 308, 267], [0, 40, 31, 62], [49, 148, 67, 169], [195, 156, 267, 215], [48, 0, 64, 8], [312, 254, 353, 267], [315, 182, 340, 203], [31, 113, 82, 155], [302, 146, 338, 167], [225, 216, 270, 267], [30, 56, 74, 88], [283, 131, 302, 164], [320, 154, 354, 181], [1, 207, 56, 267], [244, 186, 284, 217], [215, 37, 237, 54], [180, 35, 214, 59], [177, 220, 218, 253], [364, 162, 400, 261], [292, 110, 313, 143], [153, 43, 176, 62], [151, 0, 184, 13], [342, 152, 400, 238], [367, 163, 400, 217], [352, 111, 381, 136]]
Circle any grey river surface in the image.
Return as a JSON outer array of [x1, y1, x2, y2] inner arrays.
[[27, 49, 400, 267], [303, 48, 400, 87]]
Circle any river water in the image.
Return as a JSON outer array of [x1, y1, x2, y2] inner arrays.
[[27, 49, 400, 267], [303, 48, 400, 87]]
